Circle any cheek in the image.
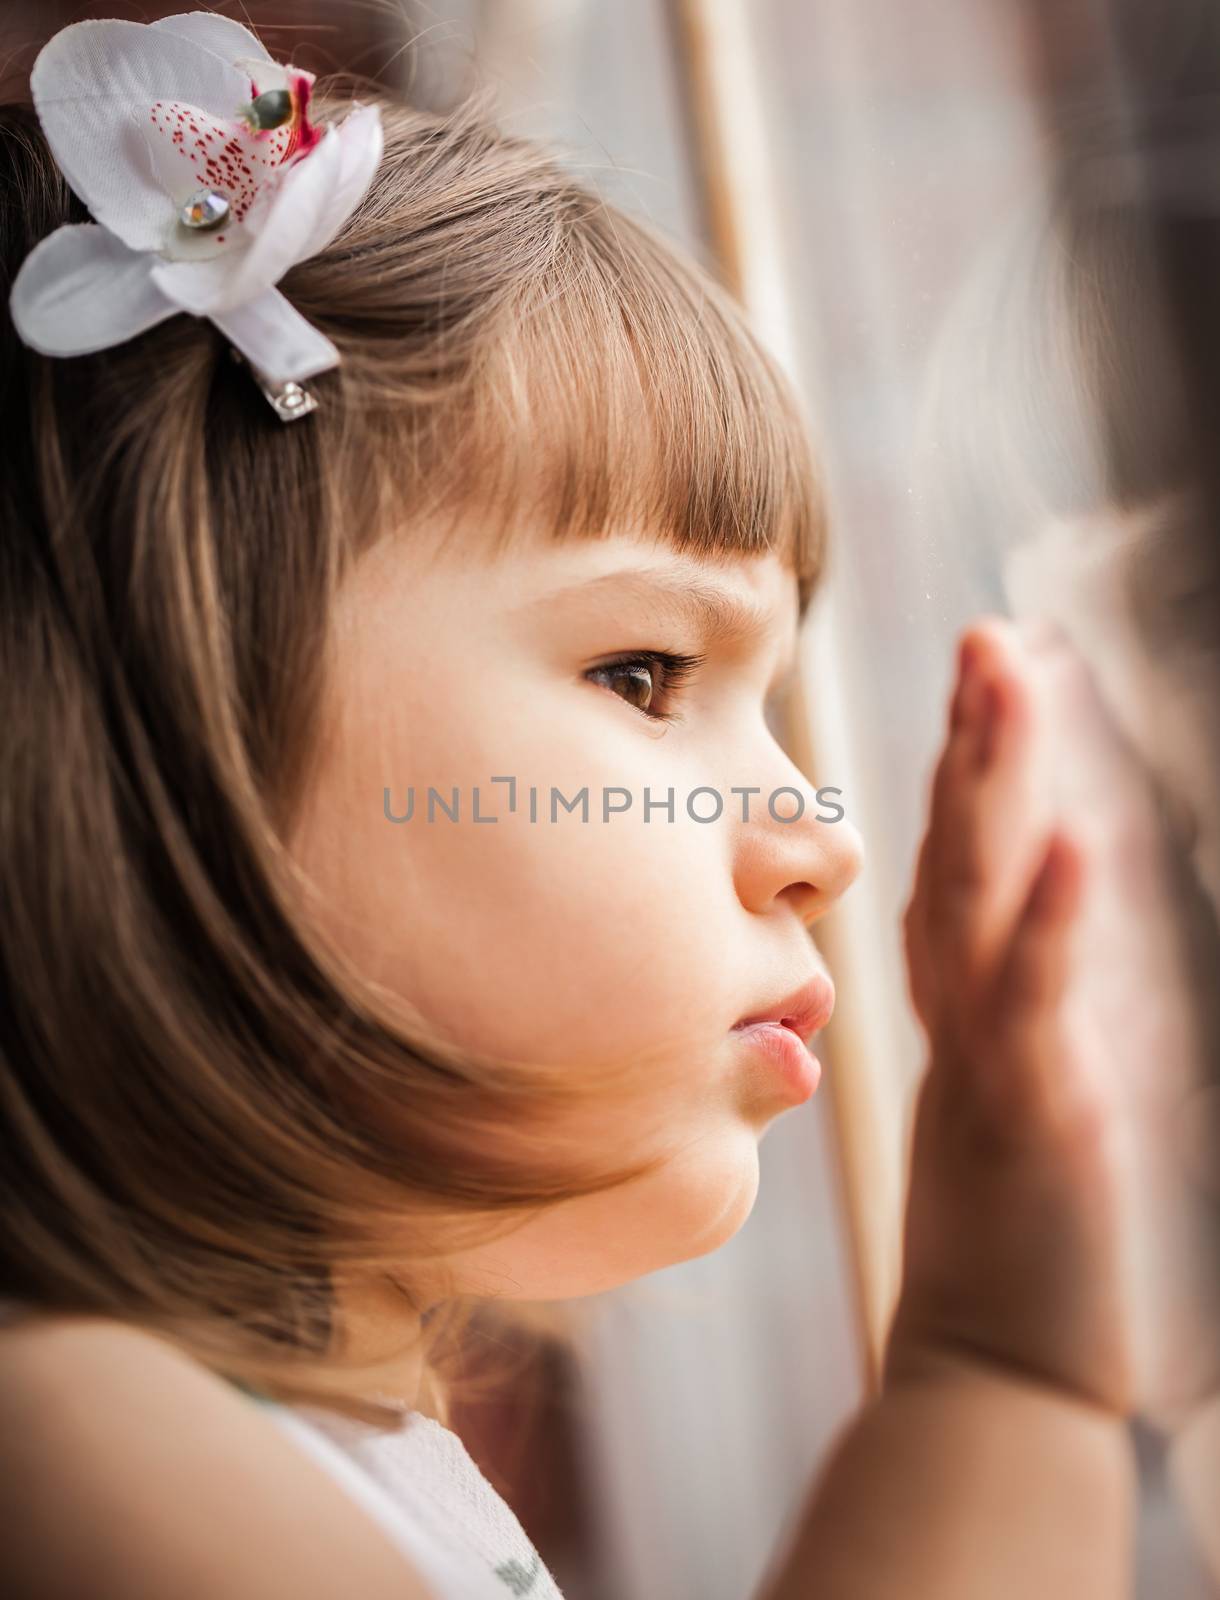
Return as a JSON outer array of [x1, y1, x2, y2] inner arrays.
[[376, 804, 739, 1070], [293, 668, 744, 1078], [295, 789, 743, 1083]]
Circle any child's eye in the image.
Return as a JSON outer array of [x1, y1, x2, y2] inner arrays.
[[585, 650, 706, 724]]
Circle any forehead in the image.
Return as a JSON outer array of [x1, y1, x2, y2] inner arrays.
[[509, 527, 798, 599], [480, 528, 802, 650], [339, 522, 803, 671]]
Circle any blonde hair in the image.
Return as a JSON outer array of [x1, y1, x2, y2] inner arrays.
[[0, 70, 826, 1427]]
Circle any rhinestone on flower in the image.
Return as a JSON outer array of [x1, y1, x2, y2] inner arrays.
[[178, 188, 231, 231], [242, 88, 293, 131]]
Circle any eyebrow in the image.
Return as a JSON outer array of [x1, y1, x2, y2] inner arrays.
[[520, 567, 792, 662]]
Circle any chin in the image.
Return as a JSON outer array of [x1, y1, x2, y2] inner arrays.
[[573, 1137, 763, 1293], [455, 1134, 764, 1301], [667, 1135, 762, 1265]]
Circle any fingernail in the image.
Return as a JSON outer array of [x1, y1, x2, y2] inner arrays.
[[958, 634, 982, 681]]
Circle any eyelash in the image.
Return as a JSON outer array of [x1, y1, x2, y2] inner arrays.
[[585, 650, 707, 724]]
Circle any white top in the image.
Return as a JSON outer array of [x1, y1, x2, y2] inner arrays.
[[246, 1392, 567, 1600], [0, 1299, 564, 1599]]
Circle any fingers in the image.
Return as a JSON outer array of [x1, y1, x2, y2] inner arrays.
[[929, 632, 1040, 981], [902, 631, 985, 1023], [993, 829, 1083, 1037], [903, 627, 1001, 1012], [905, 617, 1056, 1025], [979, 828, 1104, 1139]]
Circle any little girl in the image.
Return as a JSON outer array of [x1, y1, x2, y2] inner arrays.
[[0, 14, 1140, 1598]]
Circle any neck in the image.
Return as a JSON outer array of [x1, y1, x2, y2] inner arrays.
[[321, 1273, 434, 1411]]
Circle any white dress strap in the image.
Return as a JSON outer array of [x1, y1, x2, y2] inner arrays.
[[253, 1397, 565, 1599]]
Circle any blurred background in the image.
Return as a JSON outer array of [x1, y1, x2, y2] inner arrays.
[[5, 2, 1220, 1596]]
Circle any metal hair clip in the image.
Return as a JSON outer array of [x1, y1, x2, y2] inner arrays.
[[258, 376, 319, 422], [228, 345, 319, 421]]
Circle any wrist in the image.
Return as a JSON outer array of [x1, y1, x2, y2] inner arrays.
[[883, 1319, 1135, 1422], [761, 1331, 1137, 1600]]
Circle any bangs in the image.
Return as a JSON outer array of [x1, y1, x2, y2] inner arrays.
[[413, 196, 828, 614]]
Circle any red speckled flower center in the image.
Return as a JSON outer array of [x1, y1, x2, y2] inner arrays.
[[148, 73, 321, 226]]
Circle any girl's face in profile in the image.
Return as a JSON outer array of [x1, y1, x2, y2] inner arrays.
[[289, 522, 863, 1301]]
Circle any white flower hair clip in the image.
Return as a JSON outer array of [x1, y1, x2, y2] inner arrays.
[[8, 11, 385, 420]]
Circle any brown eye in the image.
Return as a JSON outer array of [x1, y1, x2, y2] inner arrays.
[[597, 661, 657, 713], [585, 651, 705, 724]]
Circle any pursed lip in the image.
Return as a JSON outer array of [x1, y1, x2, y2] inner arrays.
[[731, 971, 836, 1043]]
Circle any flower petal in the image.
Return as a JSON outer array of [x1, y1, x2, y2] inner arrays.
[[210, 285, 339, 383], [298, 103, 384, 260], [136, 106, 251, 265], [150, 123, 345, 315], [31, 19, 251, 254], [148, 12, 273, 66], [9, 223, 179, 356], [234, 56, 291, 95], [146, 249, 232, 315], [142, 97, 293, 237]]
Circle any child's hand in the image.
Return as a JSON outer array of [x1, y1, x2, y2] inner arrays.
[[884, 617, 1135, 1413], [758, 615, 1146, 1598]]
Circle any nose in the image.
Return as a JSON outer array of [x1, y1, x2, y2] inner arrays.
[[731, 768, 863, 924]]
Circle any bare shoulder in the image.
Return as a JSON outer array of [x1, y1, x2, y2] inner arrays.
[[0, 1312, 436, 1600]]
